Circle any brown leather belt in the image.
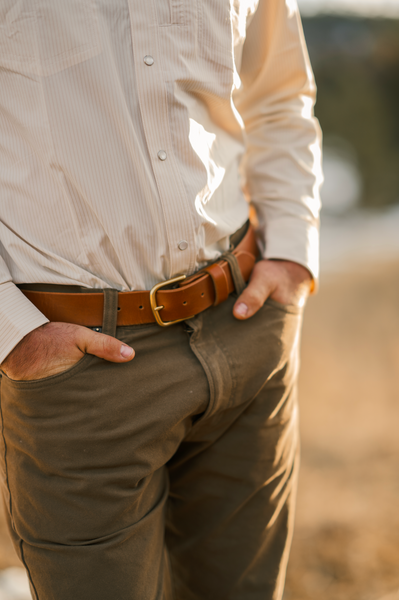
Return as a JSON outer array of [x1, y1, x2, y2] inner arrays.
[[21, 224, 259, 328]]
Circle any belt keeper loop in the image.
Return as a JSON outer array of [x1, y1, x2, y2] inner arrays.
[[102, 289, 119, 337], [223, 252, 247, 296], [203, 262, 230, 306]]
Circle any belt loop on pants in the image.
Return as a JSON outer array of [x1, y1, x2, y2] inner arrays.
[[222, 253, 247, 297], [102, 289, 119, 337]]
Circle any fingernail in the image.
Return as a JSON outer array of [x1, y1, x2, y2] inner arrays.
[[120, 345, 134, 358], [235, 303, 248, 317]]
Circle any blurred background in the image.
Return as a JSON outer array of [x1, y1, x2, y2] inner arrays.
[[283, 1, 399, 599], [0, 0, 398, 599]]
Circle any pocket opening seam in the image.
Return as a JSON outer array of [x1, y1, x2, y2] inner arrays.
[[2, 353, 95, 390]]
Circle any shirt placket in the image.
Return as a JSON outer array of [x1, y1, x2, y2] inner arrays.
[[127, 0, 196, 280]]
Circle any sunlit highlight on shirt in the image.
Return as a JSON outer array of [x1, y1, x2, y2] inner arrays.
[[301, 94, 314, 120], [309, 139, 324, 214], [189, 118, 226, 224], [286, 0, 298, 18]]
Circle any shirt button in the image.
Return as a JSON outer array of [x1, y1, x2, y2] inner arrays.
[[143, 55, 154, 66], [178, 240, 188, 251], [157, 150, 167, 161]]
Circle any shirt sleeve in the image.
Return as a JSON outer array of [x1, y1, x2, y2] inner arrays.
[[233, 0, 323, 289], [0, 258, 49, 364]]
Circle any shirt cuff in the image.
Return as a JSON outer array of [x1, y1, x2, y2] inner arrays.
[[0, 282, 49, 364], [255, 213, 320, 294]]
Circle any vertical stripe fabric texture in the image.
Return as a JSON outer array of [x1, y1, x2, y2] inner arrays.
[[0, 0, 322, 362]]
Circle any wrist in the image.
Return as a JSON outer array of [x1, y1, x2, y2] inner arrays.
[[268, 259, 312, 284]]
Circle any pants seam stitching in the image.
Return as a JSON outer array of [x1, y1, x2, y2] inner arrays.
[[20, 540, 40, 600], [188, 336, 217, 421], [0, 397, 39, 599], [0, 396, 14, 528], [211, 325, 237, 402], [166, 547, 178, 600]]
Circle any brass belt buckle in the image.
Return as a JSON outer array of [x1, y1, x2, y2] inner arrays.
[[149, 275, 193, 327]]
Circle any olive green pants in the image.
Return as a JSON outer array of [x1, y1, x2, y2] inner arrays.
[[0, 293, 302, 600]]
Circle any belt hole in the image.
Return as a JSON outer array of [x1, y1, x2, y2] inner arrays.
[[117, 306, 121, 311], [139, 305, 144, 310], [183, 301, 187, 305], [201, 293, 205, 297]]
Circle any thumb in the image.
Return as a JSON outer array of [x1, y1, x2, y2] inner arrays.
[[75, 328, 135, 362], [233, 262, 275, 320]]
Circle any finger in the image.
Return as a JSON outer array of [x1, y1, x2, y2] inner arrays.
[[75, 328, 135, 362], [233, 264, 276, 320]]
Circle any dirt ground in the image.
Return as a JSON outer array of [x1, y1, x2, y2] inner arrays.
[[284, 261, 399, 600], [0, 261, 398, 599]]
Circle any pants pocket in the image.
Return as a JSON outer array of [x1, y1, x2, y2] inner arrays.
[[0, 352, 94, 390]]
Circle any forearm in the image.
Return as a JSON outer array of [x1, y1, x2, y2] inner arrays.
[[0, 280, 49, 364], [234, 0, 322, 287]]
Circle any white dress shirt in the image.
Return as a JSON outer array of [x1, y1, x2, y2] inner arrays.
[[0, 0, 322, 363]]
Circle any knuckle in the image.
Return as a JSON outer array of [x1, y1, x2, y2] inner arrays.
[[101, 335, 115, 355], [251, 298, 264, 312], [247, 290, 265, 309], [255, 296, 265, 309]]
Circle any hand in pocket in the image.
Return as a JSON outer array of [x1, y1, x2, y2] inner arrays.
[[0, 322, 135, 381]]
